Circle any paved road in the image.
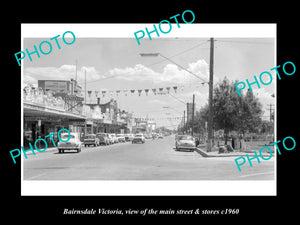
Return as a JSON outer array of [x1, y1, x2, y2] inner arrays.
[[23, 135, 275, 180]]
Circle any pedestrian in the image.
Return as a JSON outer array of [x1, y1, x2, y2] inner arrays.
[[195, 138, 200, 147], [231, 135, 235, 149]]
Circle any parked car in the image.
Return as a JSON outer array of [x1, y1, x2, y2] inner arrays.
[[84, 134, 100, 147], [152, 133, 158, 139], [96, 133, 110, 145], [158, 134, 163, 139], [132, 133, 145, 144], [57, 132, 82, 153], [175, 135, 196, 151], [110, 133, 119, 143], [144, 133, 152, 139], [116, 134, 126, 143], [126, 134, 134, 141], [107, 134, 114, 145]]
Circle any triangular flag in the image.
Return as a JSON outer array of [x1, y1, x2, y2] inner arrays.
[[173, 86, 177, 93]]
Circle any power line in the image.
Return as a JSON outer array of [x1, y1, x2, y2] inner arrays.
[[158, 53, 208, 84], [217, 39, 274, 45], [78, 41, 209, 86], [167, 92, 186, 105], [145, 41, 209, 67]]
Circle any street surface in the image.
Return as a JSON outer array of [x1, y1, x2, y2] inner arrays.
[[23, 135, 275, 180]]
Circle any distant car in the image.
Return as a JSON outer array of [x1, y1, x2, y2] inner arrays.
[[110, 133, 119, 143], [132, 133, 145, 144], [144, 133, 152, 139], [125, 133, 134, 142], [57, 132, 82, 153], [116, 134, 126, 143], [96, 133, 110, 145], [107, 134, 114, 144], [84, 134, 100, 147], [158, 134, 163, 139], [152, 133, 158, 139], [175, 135, 196, 151]]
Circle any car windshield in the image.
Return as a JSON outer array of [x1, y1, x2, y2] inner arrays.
[[135, 134, 143, 137], [62, 134, 74, 140], [98, 133, 106, 137], [178, 135, 194, 141], [85, 135, 95, 139], [117, 134, 123, 137]]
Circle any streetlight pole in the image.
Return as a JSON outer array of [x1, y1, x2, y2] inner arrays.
[[207, 37, 214, 152]]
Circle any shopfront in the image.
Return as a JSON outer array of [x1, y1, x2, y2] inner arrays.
[[23, 102, 86, 148]]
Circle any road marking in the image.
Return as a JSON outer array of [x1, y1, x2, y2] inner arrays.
[[239, 171, 274, 178]]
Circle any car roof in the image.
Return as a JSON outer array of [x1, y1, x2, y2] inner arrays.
[[62, 132, 79, 138]]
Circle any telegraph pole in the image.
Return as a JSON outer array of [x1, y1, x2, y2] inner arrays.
[[207, 37, 214, 152], [183, 110, 185, 134], [191, 94, 195, 136], [84, 70, 87, 104], [267, 104, 274, 123]]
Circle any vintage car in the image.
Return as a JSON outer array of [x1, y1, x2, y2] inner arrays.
[[110, 133, 119, 144], [84, 134, 100, 147], [96, 133, 110, 145], [132, 133, 145, 144], [144, 133, 152, 139], [106, 134, 114, 144], [175, 135, 196, 151], [157, 134, 163, 139], [125, 133, 134, 142], [57, 132, 82, 153], [116, 134, 126, 143]]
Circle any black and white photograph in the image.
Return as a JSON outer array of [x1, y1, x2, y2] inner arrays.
[[4, 3, 298, 222], [20, 24, 276, 196]]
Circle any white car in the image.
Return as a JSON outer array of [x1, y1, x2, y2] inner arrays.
[[175, 135, 196, 151], [110, 133, 119, 143], [132, 133, 145, 144], [57, 132, 82, 153], [116, 134, 126, 142]]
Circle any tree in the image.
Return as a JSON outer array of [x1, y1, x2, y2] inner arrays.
[[212, 77, 263, 144], [235, 89, 263, 135], [212, 77, 237, 143]]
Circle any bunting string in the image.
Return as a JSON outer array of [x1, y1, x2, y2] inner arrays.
[[86, 85, 184, 98]]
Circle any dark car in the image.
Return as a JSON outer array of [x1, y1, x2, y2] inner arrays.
[[96, 133, 110, 145], [84, 134, 100, 147]]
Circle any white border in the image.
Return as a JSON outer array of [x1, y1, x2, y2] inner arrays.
[[21, 23, 277, 196]]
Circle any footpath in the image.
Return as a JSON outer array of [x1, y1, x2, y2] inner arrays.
[[195, 146, 273, 158]]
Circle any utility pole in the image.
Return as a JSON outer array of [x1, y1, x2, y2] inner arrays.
[[84, 70, 87, 104], [191, 94, 195, 136], [183, 110, 185, 134], [267, 104, 274, 122], [207, 37, 214, 152], [84, 69, 87, 137], [75, 59, 78, 82]]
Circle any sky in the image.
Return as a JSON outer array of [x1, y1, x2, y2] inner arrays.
[[23, 37, 275, 128]]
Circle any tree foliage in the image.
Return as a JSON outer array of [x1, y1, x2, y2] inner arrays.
[[212, 77, 263, 137], [178, 77, 263, 142]]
